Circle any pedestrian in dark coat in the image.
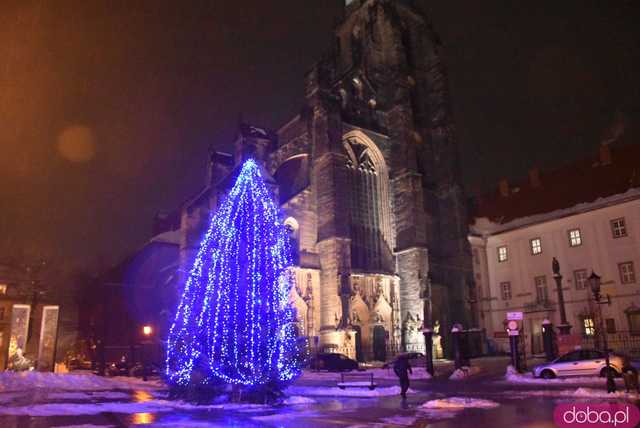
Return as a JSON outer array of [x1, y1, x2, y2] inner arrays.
[[393, 357, 412, 398]]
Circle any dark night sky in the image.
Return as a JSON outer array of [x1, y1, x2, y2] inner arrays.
[[0, 0, 638, 271]]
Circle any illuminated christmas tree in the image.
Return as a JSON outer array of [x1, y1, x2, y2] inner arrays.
[[165, 158, 301, 402]]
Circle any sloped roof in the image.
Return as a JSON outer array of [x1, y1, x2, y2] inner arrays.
[[474, 142, 640, 224]]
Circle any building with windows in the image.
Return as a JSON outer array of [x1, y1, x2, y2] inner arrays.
[[159, 0, 474, 362], [0, 261, 71, 371], [470, 142, 640, 356]]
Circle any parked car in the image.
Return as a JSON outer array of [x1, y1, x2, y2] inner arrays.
[[107, 355, 132, 377], [308, 353, 359, 372], [533, 349, 630, 379]]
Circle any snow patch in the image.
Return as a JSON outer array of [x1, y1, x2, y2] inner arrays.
[[421, 397, 500, 410], [252, 410, 321, 421], [379, 415, 418, 426], [287, 385, 415, 397], [46, 391, 131, 400], [0, 371, 164, 392], [283, 395, 316, 405], [449, 366, 481, 380], [500, 388, 639, 401], [502, 370, 625, 386], [0, 399, 269, 417], [300, 367, 433, 381]]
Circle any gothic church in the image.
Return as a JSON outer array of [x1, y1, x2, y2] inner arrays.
[[179, 0, 473, 361]]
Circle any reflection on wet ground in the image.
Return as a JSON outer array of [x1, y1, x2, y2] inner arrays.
[[0, 381, 638, 427]]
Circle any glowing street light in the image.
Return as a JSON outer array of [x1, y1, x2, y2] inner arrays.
[[142, 325, 152, 337]]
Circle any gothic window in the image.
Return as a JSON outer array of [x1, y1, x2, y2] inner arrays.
[[343, 133, 393, 272]]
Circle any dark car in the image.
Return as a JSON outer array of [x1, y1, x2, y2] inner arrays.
[[309, 353, 359, 372]]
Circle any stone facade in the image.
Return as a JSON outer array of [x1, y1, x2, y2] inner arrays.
[[470, 143, 640, 358], [180, 0, 473, 361]]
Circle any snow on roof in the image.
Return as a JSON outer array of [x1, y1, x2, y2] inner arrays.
[[473, 142, 640, 231], [471, 187, 640, 236]]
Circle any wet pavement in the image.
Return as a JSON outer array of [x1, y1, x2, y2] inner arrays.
[[1, 358, 638, 427]]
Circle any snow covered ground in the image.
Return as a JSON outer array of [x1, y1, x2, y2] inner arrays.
[[300, 366, 432, 381], [287, 385, 417, 397], [0, 371, 163, 392], [449, 366, 482, 380], [421, 397, 500, 410], [498, 387, 639, 401], [0, 395, 318, 417]]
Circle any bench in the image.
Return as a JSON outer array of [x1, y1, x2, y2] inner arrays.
[[337, 372, 377, 390]]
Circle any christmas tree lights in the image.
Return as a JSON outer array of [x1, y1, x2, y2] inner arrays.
[[165, 158, 301, 393]]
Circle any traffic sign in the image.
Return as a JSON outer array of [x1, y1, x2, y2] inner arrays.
[[507, 320, 519, 331], [507, 311, 523, 321]]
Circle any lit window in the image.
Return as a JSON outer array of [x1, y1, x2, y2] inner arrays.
[[573, 269, 588, 290], [568, 229, 582, 247], [618, 261, 636, 284], [497, 246, 508, 263], [530, 238, 542, 255], [583, 318, 595, 336], [611, 218, 627, 238], [0, 284, 6, 295], [605, 318, 616, 334], [534, 276, 548, 303], [500, 282, 512, 301]]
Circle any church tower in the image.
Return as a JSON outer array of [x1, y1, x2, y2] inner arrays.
[[306, 0, 473, 356]]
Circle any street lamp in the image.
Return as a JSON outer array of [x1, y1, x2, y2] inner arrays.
[[588, 271, 615, 393], [141, 325, 153, 381], [143, 325, 152, 337]]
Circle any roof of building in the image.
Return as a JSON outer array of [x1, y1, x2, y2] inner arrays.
[[473, 142, 640, 226]]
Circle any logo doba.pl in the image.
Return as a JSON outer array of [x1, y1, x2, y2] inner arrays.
[[554, 403, 640, 428]]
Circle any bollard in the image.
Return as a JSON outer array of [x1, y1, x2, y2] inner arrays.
[[451, 324, 463, 370], [542, 319, 556, 361], [422, 327, 434, 376]]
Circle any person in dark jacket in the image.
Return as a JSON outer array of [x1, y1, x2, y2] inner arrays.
[[393, 357, 412, 398]]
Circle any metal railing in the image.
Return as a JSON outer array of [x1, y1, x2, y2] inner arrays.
[[582, 331, 640, 358]]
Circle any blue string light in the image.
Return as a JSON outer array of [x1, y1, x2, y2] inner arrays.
[[166, 158, 301, 388]]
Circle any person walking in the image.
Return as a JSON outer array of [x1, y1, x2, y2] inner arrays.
[[393, 356, 412, 398]]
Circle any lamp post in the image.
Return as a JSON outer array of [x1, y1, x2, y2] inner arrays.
[[552, 257, 572, 335], [141, 325, 152, 381], [420, 271, 435, 377], [588, 272, 615, 393]]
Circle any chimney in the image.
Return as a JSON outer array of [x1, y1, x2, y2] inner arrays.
[[529, 167, 542, 188], [498, 178, 509, 197], [599, 144, 612, 166]]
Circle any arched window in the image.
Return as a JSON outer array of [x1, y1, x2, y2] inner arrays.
[[343, 131, 394, 272]]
